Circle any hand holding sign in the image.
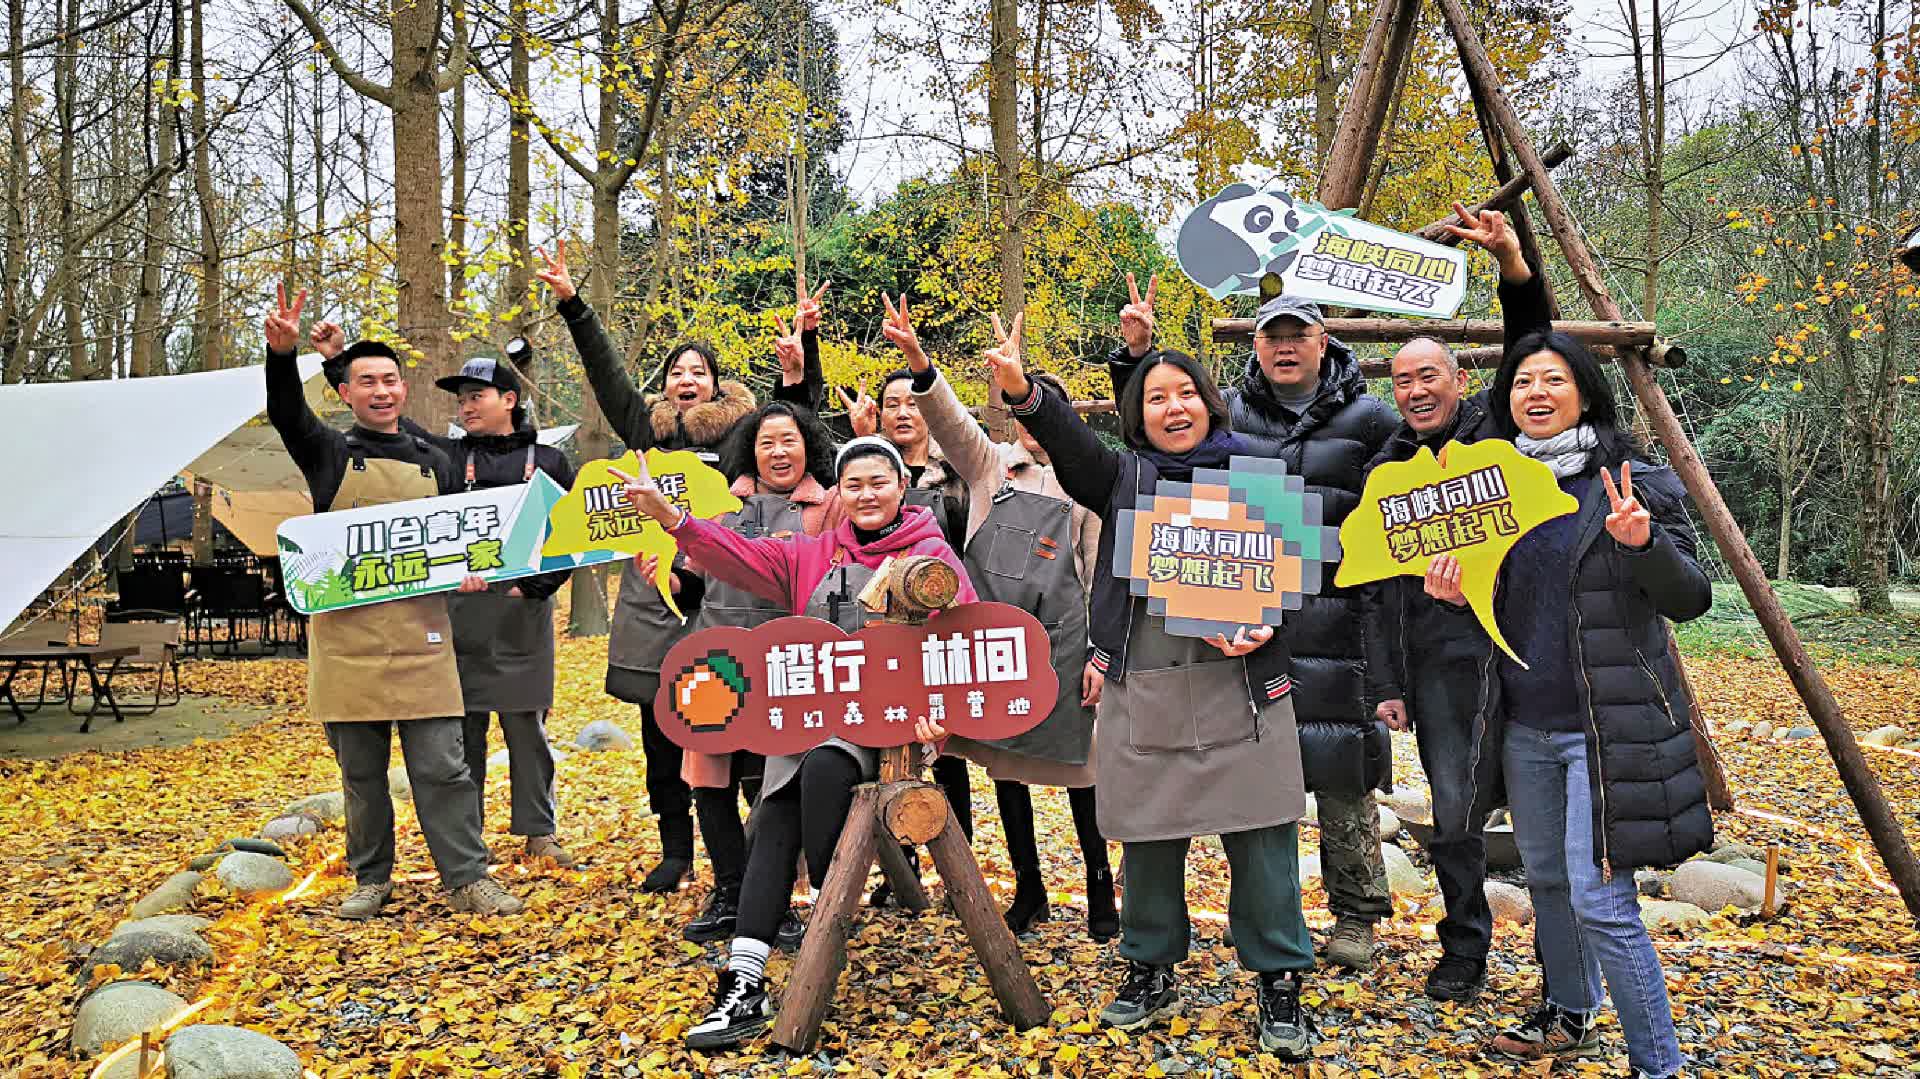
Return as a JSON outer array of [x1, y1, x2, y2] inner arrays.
[[543, 448, 741, 619], [1424, 553, 1465, 605], [1601, 461, 1652, 550], [607, 455, 680, 528]]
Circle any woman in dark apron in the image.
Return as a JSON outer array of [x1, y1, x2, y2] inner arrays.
[[876, 295, 1115, 940], [613, 436, 975, 1052], [982, 316, 1319, 1062], [679, 400, 842, 945]]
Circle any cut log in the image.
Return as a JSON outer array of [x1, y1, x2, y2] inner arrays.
[[771, 786, 882, 1053], [882, 781, 949, 846], [924, 804, 1051, 1031], [873, 816, 931, 912]]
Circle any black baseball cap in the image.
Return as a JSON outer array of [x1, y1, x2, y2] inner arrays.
[[436, 357, 522, 398], [1253, 294, 1326, 335]]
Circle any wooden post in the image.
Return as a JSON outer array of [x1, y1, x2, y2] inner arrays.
[[1414, 143, 1575, 242], [771, 786, 882, 1053], [1212, 315, 1660, 348], [872, 817, 932, 911], [1437, 0, 1920, 920], [924, 804, 1052, 1031], [1763, 846, 1781, 917], [1316, 0, 1422, 210]]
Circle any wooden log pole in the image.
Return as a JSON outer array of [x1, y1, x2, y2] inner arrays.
[[1414, 142, 1575, 242], [1317, 0, 1422, 210], [1212, 315, 1659, 347], [1763, 846, 1782, 917], [1437, 0, 1920, 921], [881, 780, 949, 845], [771, 786, 883, 1053], [924, 804, 1051, 1030], [872, 814, 932, 912]]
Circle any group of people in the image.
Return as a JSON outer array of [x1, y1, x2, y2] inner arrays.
[[263, 197, 1713, 1077]]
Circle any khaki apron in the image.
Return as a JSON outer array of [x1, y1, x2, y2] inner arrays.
[[446, 445, 556, 712], [949, 486, 1094, 780], [758, 560, 880, 798], [307, 452, 465, 724], [1094, 604, 1305, 843]]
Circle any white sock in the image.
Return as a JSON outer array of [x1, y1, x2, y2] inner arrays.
[[726, 938, 770, 985]]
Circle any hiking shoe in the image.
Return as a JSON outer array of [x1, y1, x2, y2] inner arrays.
[[684, 890, 739, 943], [1086, 866, 1118, 943], [1004, 872, 1049, 936], [1322, 917, 1376, 971], [641, 857, 691, 894], [449, 876, 525, 916], [686, 969, 772, 1050], [1490, 1003, 1601, 1060], [337, 881, 393, 921], [1100, 960, 1179, 1031], [525, 835, 576, 868], [1256, 971, 1316, 1061], [1424, 955, 1488, 1002], [776, 908, 807, 952]]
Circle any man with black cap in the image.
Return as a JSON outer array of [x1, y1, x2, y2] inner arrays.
[[265, 290, 521, 920], [1106, 278, 1397, 974], [432, 355, 581, 869]]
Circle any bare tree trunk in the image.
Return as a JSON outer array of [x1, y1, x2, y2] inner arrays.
[[1776, 451, 1792, 581], [310, 61, 327, 315], [56, 0, 90, 380], [504, 0, 531, 344], [986, 0, 1019, 439], [0, 0, 24, 383], [1311, 0, 1337, 167], [386, 0, 459, 429], [446, 0, 468, 314], [132, 0, 183, 380], [190, 0, 222, 371]]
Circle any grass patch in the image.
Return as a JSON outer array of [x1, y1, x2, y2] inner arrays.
[[1676, 579, 1920, 665]]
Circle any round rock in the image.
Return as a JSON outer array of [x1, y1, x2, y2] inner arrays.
[[79, 924, 213, 982], [259, 815, 319, 843], [1299, 853, 1322, 885], [130, 871, 203, 919], [215, 852, 294, 897], [1863, 724, 1907, 747], [72, 980, 189, 1055], [1381, 842, 1432, 895], [1377, 806, 1402, 838], [1671, 860, 1765, 912], [486, 748, 512, 772], [1484, 880, 1533, 925], [1381, 789, 1432, 825], [165, 1024, 303, 1079], [282, 791, 345, 823], [1750, 720, 1776, 740], [387, 766, 412, 801], [574, 719, 634, 752], [1634, 869, 1670, 899], [1783, 726, 1817, 740], [1707, 841, 1768, 865], [1640, 898, 1711, 933], [112, 914, 212, 940], [216, 838, 287, 859]]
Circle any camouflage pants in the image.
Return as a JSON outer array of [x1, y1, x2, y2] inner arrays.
[[1318, 788, 1391, 922]]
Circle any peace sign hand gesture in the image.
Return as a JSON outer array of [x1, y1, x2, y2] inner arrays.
[[794, 271, 830, 333], [607, 457, 681, 528], [773, 314, 805, 385], [264, 284, 307, 354], [1441, 201, 1528, 281], [836, 378, 879, 437], [1601, 461, 1653, 550], [1120, 272, 1158, 356], [880, 293, 929, 372], [533, 239, 577, 301], [984, 312, 1030, 401]]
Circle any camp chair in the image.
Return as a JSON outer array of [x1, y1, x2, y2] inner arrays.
[[95, 619, 182, 715]]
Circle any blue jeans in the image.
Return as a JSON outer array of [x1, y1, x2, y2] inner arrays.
[[1504, 723, 1682, 1076]]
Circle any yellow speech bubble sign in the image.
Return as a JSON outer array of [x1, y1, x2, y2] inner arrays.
[[542, 448, 742, 618], [1334, 439, 1578, 666]]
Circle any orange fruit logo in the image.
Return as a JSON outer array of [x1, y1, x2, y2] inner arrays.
[[670, 651, 751, 733]]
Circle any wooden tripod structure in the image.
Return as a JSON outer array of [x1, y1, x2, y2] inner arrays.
[[770, 555, 1052, 1053], [1270, 0, 1920, 921]]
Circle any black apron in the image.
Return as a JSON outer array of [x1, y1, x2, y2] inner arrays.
[[446, 445, 557, 712], [759, 561, 880, 797]]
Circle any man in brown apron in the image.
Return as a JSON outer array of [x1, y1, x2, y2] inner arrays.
[[267, 289, 522, 919]]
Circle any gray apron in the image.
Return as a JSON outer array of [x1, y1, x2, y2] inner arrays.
[[447, 445, 556, 712], [605, 450, 718, 704], [759, 561, 881, 798], [903, 486, 954, 544], [961, 487, 1092, 766], [691, 494, 809, 633], [1094, 603, 1305, 843]]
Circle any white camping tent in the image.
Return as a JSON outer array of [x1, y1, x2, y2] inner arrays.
[[0, 356, 323, 632]]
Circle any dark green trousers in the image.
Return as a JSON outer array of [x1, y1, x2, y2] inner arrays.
[[1118, 823, 1314, 974]]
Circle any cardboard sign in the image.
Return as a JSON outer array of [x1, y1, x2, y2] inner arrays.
[[1333, 439, 1579, 665], [652, 602, 1056, 756], [276, 450, 738, 616], [1112, 456, 1341, 639], [1175, 186, 1468, 318], [541, 448, 742, 620]]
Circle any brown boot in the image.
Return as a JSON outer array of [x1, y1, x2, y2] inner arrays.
[[1321, 916, 1376, 971], [449, 876, 525, 916], [337, 881, 393, 921], [526, 835, 576, 868]]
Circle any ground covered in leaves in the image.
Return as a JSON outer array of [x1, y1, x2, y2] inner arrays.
[[3, 631, 1919, 1077]]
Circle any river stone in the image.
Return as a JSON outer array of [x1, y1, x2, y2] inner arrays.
[[1750, 720, 1776, 740], [259, 815, 319, 843], [1635, 869, 1669, 899], [215, 852, 294, 897], [1381, 789, 1432, 825], [1377, 806, 1402, 838], [216, 838, 286, 859], [1721, 719, 1752, 736], [129, 872, 203, 919], [1485, 880, 1534, 925], [1640, 898, 1711, 933], [1299, 853, 1322, 884], [575, 719, 634, 752], [1671, 860, 1765, 911], [1783, 726, 1817, 740], [282, 791, 345, 823], [187, 853, 225, 872], [1863, 725, 1907, 747], [1381, 843, 1432, 895], [387, 766, 413, 800], [112, 914, 212, 940], [1707, 841, 1768, 865], [72, 980, 189, 1055], [79, 924, 213, 982], [486, 748, 512, 772], [165, 1025, 303, 1079]]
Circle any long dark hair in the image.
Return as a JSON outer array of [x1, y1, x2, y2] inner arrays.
[[1118, 350, 1232, 452], [1492, 331, 1641, 466], [720, 400, 837, 489], [656, 340, 723, 387]]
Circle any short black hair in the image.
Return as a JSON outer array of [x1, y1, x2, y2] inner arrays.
[[657, 341, 722, 387], [878, 367, 916, 400], [836, 440, 906, 480], [335, 341, 402, 387], [1493, 330, 1640, 466], [1118, 350, 1231, 452], [720, 400, 838, 488]]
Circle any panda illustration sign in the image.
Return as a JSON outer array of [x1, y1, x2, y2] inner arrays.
[[1175, 185, 1469, 319]]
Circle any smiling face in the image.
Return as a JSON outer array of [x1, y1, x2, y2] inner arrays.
[[1509, 349, 1584, 440], [340, 355, 407, 432], [1253, 317, 1326, 392], [1390, 340, 1467, 436], [837, 454, 905, 531], [1141, 362, 1211, 455], [753, 413, 805, 493], [457, 385, 516, 436], [879, 378, 928, 457], [666, 349, 716, 413]]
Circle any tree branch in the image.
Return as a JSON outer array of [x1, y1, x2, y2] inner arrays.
[[282, 0, 394, 107]]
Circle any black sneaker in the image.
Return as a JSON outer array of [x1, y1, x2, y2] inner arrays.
[[1490, 1003, 1601, 1060], [1424, 955, 1488, 1002], [686, 969, 772, 1050], [683, 890, 739, 943], [1099, 960, 1179, 1031], [641, 857, 691, 894], [776, 908, 807, 952], [1257, 971, 1315, 1061]]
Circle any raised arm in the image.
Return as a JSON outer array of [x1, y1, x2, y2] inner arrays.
[[880, 293, 1001, 494], [1443, 203, 1551, 361], [667, 515, 801, 609], [984, 313, 1121, 513], [773, 272, 830, 410], [537, 240, 654, 450], [262, 286, 340, 480]]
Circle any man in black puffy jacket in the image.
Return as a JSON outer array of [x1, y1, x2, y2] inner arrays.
[[1107, 286, 1397, 973]]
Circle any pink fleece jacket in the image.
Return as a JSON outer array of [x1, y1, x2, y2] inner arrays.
[[668, 503, 977, 615]]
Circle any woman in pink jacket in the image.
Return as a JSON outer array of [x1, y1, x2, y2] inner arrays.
[[615, 436, 973, 1051]]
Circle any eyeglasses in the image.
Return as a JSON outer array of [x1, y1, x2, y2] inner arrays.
[[1260, 331, 1321, 345]]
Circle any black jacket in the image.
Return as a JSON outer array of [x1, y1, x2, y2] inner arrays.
[[265, 348, 456, 511], [428, 420, 578, 601]]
